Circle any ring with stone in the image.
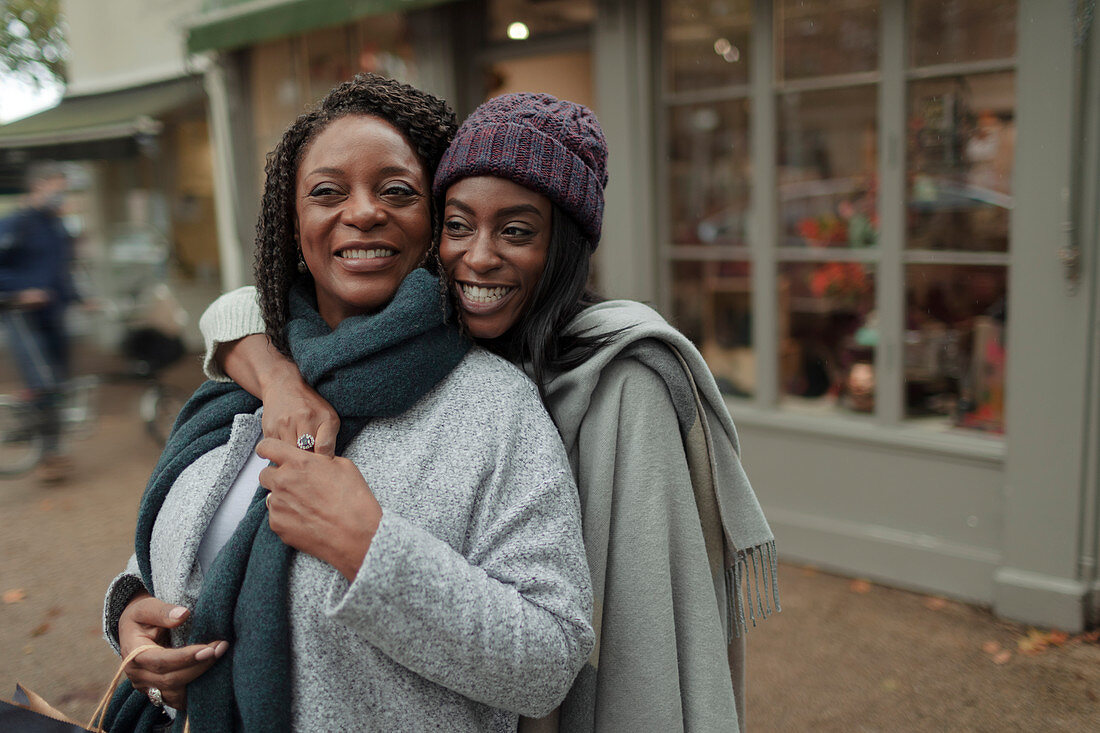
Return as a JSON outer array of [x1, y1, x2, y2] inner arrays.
[[147, 687, 164, 707], [296, 433, 316, 451]]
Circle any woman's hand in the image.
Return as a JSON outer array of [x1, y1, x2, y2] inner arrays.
[[261, 374, 340, 457], [218, 334, 341, 456], [118, 592, 228, 710], [257, 437, 382, 582]]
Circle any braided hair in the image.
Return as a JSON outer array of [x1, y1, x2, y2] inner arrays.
[[254, 73, 456, 354]]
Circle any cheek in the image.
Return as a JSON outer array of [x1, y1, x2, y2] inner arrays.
[[437, 239, 461, 273]]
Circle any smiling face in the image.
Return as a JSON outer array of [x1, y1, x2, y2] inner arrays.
[[439, 176, 552, 340], [296, 114, 431, 328]]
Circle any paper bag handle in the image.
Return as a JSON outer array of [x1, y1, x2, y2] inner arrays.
[[87, 644, 190, 733]]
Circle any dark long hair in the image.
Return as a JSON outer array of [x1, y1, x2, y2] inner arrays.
[[254, 73, 456, 355], [481, 205, 621, 401]]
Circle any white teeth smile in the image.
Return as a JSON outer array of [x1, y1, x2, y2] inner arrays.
[[461, 283, 512, 303], [339, 248, 395, 259]]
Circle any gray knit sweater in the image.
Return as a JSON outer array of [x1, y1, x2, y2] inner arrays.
[[103, 347, 594, 732]]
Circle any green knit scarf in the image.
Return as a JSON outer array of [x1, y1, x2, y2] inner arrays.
[[105, 269, 469, 732]]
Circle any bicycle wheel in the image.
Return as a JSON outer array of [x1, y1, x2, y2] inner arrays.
[[141, 382, 189, 446], [0, 397, 45, 477]]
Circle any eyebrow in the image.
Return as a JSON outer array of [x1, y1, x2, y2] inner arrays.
[[445, 198, 545, 220], [303, 165, 421, 179]]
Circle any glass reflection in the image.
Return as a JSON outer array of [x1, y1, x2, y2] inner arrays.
[[778, 86, 878, 248], [663, 0, 752, 92], [668, 100, 751, 246], [777, 0, 879, 80], [909, 0, 1017, 67], [905, 264, 1006, 432], [672, 260, 754, 397], [779, 262, 876, 413], [907, 72, 1015, 251]]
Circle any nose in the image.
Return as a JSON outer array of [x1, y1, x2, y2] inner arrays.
[[342, 190, 386, 230], [463, 231, 502, 273]]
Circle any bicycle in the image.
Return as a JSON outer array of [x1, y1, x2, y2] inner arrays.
[[0, 295, 100, 476]]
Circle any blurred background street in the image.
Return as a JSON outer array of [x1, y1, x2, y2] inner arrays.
[[1, 340, 1099, 731]]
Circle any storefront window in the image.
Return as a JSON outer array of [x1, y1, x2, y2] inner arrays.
[[488, 0, 594, 42], [660, 0, 1014, 437], [662, 0, 754, 397]]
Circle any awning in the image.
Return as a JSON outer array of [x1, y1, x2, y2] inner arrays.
[[186, 0, 457, 54], [0, 76, 205, 151]]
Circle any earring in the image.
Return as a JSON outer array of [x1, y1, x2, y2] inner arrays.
[[297, 248, 308, 274]]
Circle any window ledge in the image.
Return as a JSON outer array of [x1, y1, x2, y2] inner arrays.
[[725, 400, 1006, 464]]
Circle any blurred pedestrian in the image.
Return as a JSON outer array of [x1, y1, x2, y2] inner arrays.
[[0, 161, 78, 483]]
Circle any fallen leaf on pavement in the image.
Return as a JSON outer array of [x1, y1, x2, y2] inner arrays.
[[924, 597, 948, 611], [849, 579, 872, 594], [3, 588, 26, 604], [31, 622, 51, 637], [46, 606, 62, 619], [1017, 628, 1069, 655], [982, 641, 1001, 654], [1081, 631, 1100, 644], [992, 650, 1012, 664]]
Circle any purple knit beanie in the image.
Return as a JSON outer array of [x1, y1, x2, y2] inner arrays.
[[433, 92, 609, 247]]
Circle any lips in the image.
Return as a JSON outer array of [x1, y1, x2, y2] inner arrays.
[[332, 244, 399, 271], [456, 280, 516, 314]]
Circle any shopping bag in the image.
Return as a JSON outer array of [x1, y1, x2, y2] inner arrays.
[[1, 684, 94, 732], [2, 644, 175, 733]]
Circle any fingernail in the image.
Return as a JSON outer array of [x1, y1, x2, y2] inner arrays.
[[214, 641, 229, 658], [195, 646, 214, 661], [168, 607, 188, 621]]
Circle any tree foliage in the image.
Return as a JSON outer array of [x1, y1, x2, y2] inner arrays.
[[0, 0, 66, 88]]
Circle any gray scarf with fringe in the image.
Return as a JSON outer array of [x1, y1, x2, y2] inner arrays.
[[528, 299, 777, 733]]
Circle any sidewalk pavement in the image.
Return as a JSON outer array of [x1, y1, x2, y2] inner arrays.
[[1, 344, 1098, 731]]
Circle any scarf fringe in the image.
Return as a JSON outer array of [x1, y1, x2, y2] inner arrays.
[[725, 540, 780, 641]]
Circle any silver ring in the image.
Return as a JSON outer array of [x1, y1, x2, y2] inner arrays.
[[147, 687, 164, 707], [296, 433, 316, 451]]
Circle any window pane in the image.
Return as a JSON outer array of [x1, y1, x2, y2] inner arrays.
[[663, 0, 752, 93], [778, 86, 878, 248], [905, 264, 1006, 433], [488, 0, 594, 42], [668, 100, 751, 245], [779, 262, 876, 414], [907, 72, 1015, 251], [909, 0, 1017, 67], [672, 260, 754, 397], [776, 0, 879, 80]]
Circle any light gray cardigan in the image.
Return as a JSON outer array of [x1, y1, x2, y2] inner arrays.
[[103, 348, 594, 732]]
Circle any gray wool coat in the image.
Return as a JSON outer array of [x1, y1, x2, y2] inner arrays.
[[103, 348, 595, 732]]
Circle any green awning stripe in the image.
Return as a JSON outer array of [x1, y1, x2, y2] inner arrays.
[[0, 77, 205, 149], [186, 0, 456, 54]]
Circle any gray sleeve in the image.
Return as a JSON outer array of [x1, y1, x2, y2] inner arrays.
[[197, 286, 266, 381], [324, 392, 594, 718], [102, 554, 146, 655]]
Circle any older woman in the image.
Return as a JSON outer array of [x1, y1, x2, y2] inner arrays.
[[101, 76, 593, 733], [199, 93, 776, 732]]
